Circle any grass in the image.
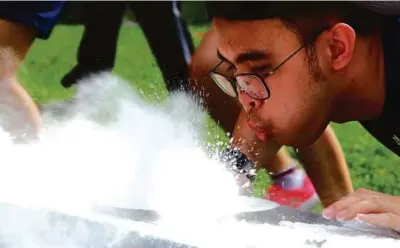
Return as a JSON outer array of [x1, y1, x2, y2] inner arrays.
[[17, 23, 400, 211]]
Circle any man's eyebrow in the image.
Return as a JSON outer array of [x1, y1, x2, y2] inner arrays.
[[235, 50, 271, 64], [216, 49, 272, 70]]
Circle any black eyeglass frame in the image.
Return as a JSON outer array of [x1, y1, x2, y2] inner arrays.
[[209, 26, 331, 101]]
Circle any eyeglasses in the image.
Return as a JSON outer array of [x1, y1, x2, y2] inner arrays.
[[210, 27, 330, 101]]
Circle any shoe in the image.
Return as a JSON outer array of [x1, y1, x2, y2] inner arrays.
[[266, 169, 319, 211], [62, 65, 110, 88], [61, 66, 89, 88]]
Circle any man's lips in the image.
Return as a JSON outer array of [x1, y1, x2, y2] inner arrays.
[[255, 130, 267, 141], [246, 119, 258, 130], [247, 119, 268, 142]]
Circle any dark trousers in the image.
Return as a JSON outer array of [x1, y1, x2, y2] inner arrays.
[[62, 1, 194, 93]]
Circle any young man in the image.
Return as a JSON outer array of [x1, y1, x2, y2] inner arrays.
[[190, 25, 352, 210], [0, 2, 64, 141], [207, 2, 400, 231]]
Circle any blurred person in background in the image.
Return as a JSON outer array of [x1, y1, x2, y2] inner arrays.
[[61, 1, 194, 93]]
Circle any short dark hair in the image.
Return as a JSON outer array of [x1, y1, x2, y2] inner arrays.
[[207, 1, 389, 43]]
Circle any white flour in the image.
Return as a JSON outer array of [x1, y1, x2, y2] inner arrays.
[[0, 72, 396, 248]]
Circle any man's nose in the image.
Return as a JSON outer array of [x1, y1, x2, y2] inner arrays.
[[238, 88, 261, 113]]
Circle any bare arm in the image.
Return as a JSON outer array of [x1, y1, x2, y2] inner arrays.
[[298, 125, 353, 207]]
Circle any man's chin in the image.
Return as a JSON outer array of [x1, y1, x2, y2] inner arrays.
[[293, 128, 328, 148], [277, 132, 319, 148], [292, 138, 316, 149]]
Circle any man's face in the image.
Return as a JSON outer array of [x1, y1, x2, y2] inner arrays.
[[214, 18, 334, 147]]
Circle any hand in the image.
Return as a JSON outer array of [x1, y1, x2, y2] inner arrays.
[[322, 188, 400, 232]]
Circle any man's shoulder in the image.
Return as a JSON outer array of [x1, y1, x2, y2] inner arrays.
[[362, 16, 400, 157], [359, 115, 400, 157]]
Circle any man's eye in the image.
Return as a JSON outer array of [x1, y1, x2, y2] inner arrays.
[[251, 64, 272, 74]]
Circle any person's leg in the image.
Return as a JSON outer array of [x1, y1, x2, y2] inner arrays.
[[189, 26, 352, 209], [0, 2, 64, 142], [130, 1, 194, 93], [0, 19, 41, 141], [61, 2, 126, 88]]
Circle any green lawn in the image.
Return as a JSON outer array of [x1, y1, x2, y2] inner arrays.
[[17, 23, 400, 210]]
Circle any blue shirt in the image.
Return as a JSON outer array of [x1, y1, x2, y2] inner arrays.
[[0, 1, 65, 39]]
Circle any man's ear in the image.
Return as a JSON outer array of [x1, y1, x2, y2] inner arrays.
[[327, 23, 356, 71]]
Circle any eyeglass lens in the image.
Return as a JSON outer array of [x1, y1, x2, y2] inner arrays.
[[236, 75, 269, 100]]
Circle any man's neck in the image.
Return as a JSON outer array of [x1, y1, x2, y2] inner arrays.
[[331, 36, 386, 123]]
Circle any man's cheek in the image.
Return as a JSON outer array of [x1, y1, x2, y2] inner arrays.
[[279, 102, 305, 132], [264, 105, 292, 130]]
